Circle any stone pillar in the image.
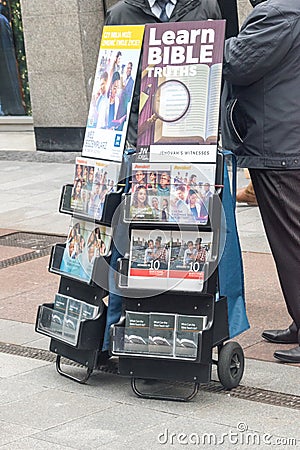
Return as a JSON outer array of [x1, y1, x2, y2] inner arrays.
[[20, 0, 105, 151]]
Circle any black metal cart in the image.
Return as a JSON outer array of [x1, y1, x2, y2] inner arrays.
[[110, 152, 245, 401]]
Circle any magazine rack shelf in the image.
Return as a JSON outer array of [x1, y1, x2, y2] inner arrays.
[[59, 184, 123, 227], [48, 242, 110, 289], [35, 237, 109, 383]]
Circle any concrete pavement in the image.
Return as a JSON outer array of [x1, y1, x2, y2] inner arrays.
[[0, 148, 299, 449]]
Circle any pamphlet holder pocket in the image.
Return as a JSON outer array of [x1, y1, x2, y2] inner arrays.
[[59, 184, 122, 227], [49, 242, 110, 290]]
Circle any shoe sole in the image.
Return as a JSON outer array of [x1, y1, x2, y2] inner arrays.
[[262, 335, 298, 345], [274, 354, 300, 363]]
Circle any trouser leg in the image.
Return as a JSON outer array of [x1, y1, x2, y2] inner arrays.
[[250, 169, 300, 337], [102, 148, 135, 351]]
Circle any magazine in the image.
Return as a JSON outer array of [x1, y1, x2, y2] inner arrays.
[[136, 21, 226, 164], [128, 229, 212, 291], [127, 162, 215, 225], [82, 25, 145, 161], [59, 219, 112, 283], [70, 157, 121, 221]]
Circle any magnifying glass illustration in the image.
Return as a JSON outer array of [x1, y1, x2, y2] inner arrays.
[[152, 80, 190, 123]]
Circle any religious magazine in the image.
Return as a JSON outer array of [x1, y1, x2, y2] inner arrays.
[[71, 156, 121, 220], [128, 229, 212, 291], [126, 162, 215, 225], [58, 219, 112, 283], [135, 20, 225, 164], [82, 25, 144, 161]]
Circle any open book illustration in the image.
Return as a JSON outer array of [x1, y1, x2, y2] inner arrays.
[[153, 63, 223, 145]]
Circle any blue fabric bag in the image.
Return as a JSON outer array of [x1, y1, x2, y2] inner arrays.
[[218, 151, 250, 338]]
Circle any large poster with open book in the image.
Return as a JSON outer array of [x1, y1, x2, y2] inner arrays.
[[136, 20, 226, 164]]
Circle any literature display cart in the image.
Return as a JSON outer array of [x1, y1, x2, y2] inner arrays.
[[110, 20, 245, 401], [35, 19, 247, 399]]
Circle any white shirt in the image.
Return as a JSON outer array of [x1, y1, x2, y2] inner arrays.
[[148, 0, 177, 20]]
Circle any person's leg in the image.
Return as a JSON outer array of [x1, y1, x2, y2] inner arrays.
[[250, 169, 300, 358], [101, 148, 135, 357], [236, 179, 258, 206]]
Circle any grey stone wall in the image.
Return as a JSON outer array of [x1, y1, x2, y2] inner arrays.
[[20, 0, 105, 129]]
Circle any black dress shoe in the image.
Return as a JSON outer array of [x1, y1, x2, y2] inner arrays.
[[262, 328, 298, 344], [274, 346, 300, 363]]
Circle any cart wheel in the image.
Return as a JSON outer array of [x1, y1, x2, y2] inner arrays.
[[217, 341, 244, 390]]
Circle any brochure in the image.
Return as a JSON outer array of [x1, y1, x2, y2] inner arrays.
[[128, 229, 212, 291], [59, 219, 112, 283], [149, 313, 175, 356], [136, 21, 226, 164], [71, 156, 121, 220], [82, 25, 145, 161], [124, 311, 149, 353], [175, 315, 207, 359]]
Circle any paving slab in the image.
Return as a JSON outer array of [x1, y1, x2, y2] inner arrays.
[[0, 437, 75, 450], [0, 245, 33, 261], [0, 420, 40, 448], [0, 388, 116, 430], [0, 353, 50, 378]]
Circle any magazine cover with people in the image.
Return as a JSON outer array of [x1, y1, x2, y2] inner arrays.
[[82, 25, 144, 161], [127, 162, 216, 225], [58, 219, 112, 283], [70, 156, 120, 220]]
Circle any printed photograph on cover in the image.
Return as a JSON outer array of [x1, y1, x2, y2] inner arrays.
[[149, 313, 175, 356], [129, 163, 173, 222], [82, 25, 144, 161], [124, 311, 149, 353], [128, 229, 171, 289], [136, 21, 225, 163], [70, 157, 121, 221], [168, 231, 212, 291], [59, 220, 112, 283], [170, 163, 215, 224], [175, 314, 207, 359]]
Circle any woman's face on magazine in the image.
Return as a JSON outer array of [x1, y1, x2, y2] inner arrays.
[[137, 188, 147, 205]]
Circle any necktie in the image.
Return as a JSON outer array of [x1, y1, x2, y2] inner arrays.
[[156, 0, 169, 22]]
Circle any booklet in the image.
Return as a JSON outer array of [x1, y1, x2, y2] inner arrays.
[[82, 25, 145, 161], [136, 21, 226, 164], [59, 219, 112, 283], [70, 156, 121, 221]]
